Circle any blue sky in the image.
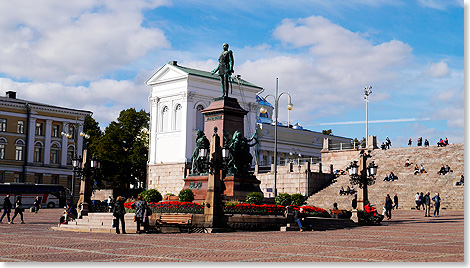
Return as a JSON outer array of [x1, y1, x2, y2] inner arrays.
[[0, 0, 465, 147]]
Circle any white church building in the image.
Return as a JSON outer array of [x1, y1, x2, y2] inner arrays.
[[146, 61, 352, 196]]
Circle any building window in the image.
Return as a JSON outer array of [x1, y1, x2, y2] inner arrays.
[[262, 155, 268, 166], [0, 119, 6, 132], [51, 174, 59, 184], [35, 122, 44, 136], [15, 172, 24, 183], [15, 140, 24, 161], [67, 175, 72, 191], [17, 121, 24, 134], [196, 104, 204, 131], [52, 125, 60, 137], [50, 144, 60, 164], [0, 172, 4, 183], [0, 144, 4, 160], [67, 146, 74, 165], [34, 174, 43, 184], [34, 143, 43, 163], [161, 106, 169, 132], [174, 104, 182, 131]]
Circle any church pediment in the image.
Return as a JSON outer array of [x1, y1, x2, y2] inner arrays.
[[146, 64, 189, 86]]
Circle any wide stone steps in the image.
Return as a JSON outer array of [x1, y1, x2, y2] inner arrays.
[[53, 213, 138, 233], [307, 144, 464, 211]]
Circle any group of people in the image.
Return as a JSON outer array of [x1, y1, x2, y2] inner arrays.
[[0, 195, 28, 224], [414, 164, 426, 175], [437, 165, 452, 175], [408, 137, 430, 147], [339, 186, 355, 195], [380, 137, 392, 150], [382, 194, 399, 220], [437, 138, 449, 147], [383, 172, 398, 181], [414, 192, 441, 217], [114, 195, 152, 234]]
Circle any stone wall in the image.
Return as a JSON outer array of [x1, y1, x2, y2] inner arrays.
[[147, 163, 189, 196]]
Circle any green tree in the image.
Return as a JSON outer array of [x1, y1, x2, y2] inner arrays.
[[275, 193, 291, 206], [93, 108, 149, 189], [178, 189, 195, 202], [245, 192, 264, 205], [322, 129, 333, 135], [141, 189, 162, 203], [290, 193, 305, 206], [352, 137, 366, 148]]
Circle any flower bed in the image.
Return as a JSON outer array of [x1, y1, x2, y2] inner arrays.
[[124, 201, 330, 218], [224, 203, 285, 216], [125, 201, 204, 214]]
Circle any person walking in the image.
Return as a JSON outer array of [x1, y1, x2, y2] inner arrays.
[[432, 193, 441, 217], [33, 196, 41, 213], [419, 192, 425, 210], [10, 196, 25, 224], [415, 192, 420, 210], [131, 195, 148, 234], [0, 194, 12, 223], [393, 194, 399, 210], [423, 192, 431, 217], [384, 194, 393, 220], [113, 196, 126, 234]]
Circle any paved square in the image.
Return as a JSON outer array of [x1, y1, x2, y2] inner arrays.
[[0, 209, 463, 262]]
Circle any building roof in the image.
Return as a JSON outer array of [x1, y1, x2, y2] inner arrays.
[[0, 93, 92, 116], [166, 61, 263, 89]]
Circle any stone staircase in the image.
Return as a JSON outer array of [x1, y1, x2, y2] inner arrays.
[[307, 144, 464, 211], [52, 212, 137, 233]]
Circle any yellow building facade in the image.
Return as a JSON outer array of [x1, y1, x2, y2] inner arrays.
[[0, 91, 92, 203]]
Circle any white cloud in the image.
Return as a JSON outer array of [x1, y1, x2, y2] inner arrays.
[[0, 0, 170, 83], [417, 0, 463, 10], [237, 16, 412, 123], [428, 61, 450, 78], [0, 77, 149, 128]]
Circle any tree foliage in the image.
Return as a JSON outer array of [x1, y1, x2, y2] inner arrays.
[[178, 189, 195, 202], [352, 137, 366, 148], [322, 129, 333, 135], [245, 192, 264, 205], [141, 189, 162, 203], [92, 108, 149, 189], [290, 193, 305, 206], [275, 193, 291, 206]]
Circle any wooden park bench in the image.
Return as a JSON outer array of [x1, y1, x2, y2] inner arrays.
[[156, 214, 193, 233]]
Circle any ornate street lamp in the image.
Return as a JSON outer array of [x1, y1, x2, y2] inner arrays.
[[347, 150, 378, 209], [259, 78, 293, 197], [364, 85, 372, 147]]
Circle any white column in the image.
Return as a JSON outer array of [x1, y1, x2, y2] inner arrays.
[[183, 97, 193, 162], [43, 119, 53, 165], [148, 97, 159, 164], [61, 122, 69, 167], [27, 117, 37, 164]]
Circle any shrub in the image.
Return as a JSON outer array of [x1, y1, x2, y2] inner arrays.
[[178, 189, 195, 202], [290, 193, 305, 206], [140, 189, 162, 203], [275, 193, 291, 206], [245, 192, 264, 205], [165, 193, 175, 196]]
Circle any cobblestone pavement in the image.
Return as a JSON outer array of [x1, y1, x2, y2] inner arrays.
[[0, 209, 463, 262]]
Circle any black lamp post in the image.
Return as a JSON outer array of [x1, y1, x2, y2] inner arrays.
[[347, 150, 378, 209], [259, 78, 294, 197]]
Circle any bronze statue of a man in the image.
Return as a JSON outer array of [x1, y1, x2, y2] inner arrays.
[[211, 43, 234, 98]]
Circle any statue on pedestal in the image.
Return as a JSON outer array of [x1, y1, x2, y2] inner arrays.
[[225, 130, 258, 176], [211, 43, 234, 98], [191, 130, 210, 175]]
